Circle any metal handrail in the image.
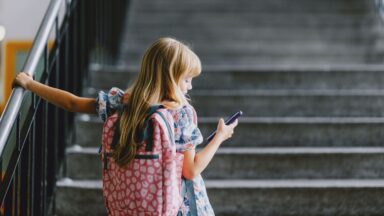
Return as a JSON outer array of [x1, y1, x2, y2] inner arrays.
[[0, 0, 62, 156]]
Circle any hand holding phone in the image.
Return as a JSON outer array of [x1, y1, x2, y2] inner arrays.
[[206, 111, 242, 142]]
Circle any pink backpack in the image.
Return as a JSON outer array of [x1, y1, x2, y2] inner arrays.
[[101, 106, 184, 216]]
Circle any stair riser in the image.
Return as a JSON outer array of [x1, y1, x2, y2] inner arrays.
[[190, 95, 384, 117], [89, 70, 384, 91], [123, 43, 374, 56], [123, 26, 382, 42], [56, 187, 106, 216], [125, 32, 383, 46], [55, 186, 384, 216], [209, 187, 384, 216], [76, 120, 384, 147], [66, 151, 384, 180], [130, 14, 377, 28], [199, 122, 384, 147], [120, 54, 381, 68], [136, 1, 371, 13]]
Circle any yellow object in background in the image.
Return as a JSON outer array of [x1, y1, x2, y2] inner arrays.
[[1, 41, 33, 113], [0, 41, 53, 113]]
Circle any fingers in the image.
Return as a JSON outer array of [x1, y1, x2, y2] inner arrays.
[[13, 72, 32, 89], [20, 72, 31, 77], [218, 118, 225, 128], [216, 117, 239, 141]]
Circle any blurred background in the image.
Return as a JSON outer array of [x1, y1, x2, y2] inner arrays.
[[0, 0, 54, 112]]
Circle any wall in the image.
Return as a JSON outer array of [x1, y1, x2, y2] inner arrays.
[[0, 0, 50, 111]]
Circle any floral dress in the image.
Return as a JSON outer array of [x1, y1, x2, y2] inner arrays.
[[96, 88, 215, 216]]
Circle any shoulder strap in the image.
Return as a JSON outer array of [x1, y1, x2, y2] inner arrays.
[[109, 105, 170, 152], [155, 110, 174, 144], [110, 110, 124, 150], [145, 108, 174, 151]]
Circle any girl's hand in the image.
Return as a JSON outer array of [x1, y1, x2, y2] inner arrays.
[[215, 118, 238, 142], [13, 72, 33, 89]]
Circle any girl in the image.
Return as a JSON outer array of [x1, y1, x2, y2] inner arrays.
[[14, 37, 238, 215]]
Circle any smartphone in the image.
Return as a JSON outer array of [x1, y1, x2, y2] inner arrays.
[[206, 111, 243, 142]]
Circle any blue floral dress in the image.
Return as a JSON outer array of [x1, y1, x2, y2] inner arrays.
[[96, 88, 215, 216]]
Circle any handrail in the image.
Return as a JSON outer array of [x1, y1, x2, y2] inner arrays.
[[0, 0, 129, 214], [0, 0, 62, 158]]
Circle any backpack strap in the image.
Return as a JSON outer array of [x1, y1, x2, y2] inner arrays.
[[98, 111, 122, 154], [143, 105, 164, 151], [154, 110, 174, 145], [110, 109, 124, 150], [145, 106, 176, 152], [107, 105, 166, 152]]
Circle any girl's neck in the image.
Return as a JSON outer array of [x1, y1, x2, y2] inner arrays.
[[161, 100, 189, 110]]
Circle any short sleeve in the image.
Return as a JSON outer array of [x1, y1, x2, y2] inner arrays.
[[173, 105, 203, 152], [96, 87, 125, 122]]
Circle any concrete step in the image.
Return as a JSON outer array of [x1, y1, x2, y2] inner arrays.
[[124, 25, 384, 44], [55, 178, 384, 216], [119, 53, 383, 69], [83, 88, 384, 117], [65, 146, 384, 180], [75, 115, 384, 147], [189, 90, 384, 117], [123, 25, 383, 43], [123, 41, 378, 56], [88, 65, 384, 91], [56, 179, 106, 216], [130, 13, 377, 28], [134, 0, 372, 13]]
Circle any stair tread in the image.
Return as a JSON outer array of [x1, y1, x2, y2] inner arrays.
[[57, 178, 384, 189], [67, 146, 384, 155], [191, 89, 384, 96], [90, 63, 384, 73], [76, 114, 384, 124]]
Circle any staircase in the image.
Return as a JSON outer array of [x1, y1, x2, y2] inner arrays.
[[56, 0, 384, 215]]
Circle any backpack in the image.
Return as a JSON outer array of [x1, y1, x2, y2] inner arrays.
[[101, 106, 184, 216]]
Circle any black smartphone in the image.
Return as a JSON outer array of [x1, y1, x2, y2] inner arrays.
[[206, 111, 243, 142]]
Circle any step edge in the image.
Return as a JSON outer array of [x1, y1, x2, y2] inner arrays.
[[56, 178, 384, 189]]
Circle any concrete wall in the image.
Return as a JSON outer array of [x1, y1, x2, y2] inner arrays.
[[0, 0, 51, 39]]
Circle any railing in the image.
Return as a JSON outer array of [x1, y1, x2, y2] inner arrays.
[[0, 0, 128, 215]]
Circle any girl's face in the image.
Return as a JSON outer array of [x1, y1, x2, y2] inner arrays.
[[179, 75, 193, 94]]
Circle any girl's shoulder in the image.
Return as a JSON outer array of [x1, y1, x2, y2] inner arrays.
[[169, 103, 203, 150], [167, 103, 197, 119], [166, 103, 198, 127], [96, 87, 125, 122]]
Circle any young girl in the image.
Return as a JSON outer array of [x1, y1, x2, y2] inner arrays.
[[14, 37, 238, 215]]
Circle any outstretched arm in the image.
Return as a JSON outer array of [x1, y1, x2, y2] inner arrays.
[[182, 118, 238, 180], [14, 72, 97, 114]]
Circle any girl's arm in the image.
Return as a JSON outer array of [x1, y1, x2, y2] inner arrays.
[[14, 72, 97, 114], [182, 118, 238, 180]]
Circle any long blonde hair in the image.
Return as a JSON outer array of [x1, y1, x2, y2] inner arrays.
[[113, 37, 201, 166]]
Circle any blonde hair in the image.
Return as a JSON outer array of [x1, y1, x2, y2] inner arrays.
[[113, 37, 201, 166]]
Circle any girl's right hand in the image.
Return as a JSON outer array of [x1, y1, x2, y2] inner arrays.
[[215, 118, 238, 142], [13, 72, 33, 89]]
